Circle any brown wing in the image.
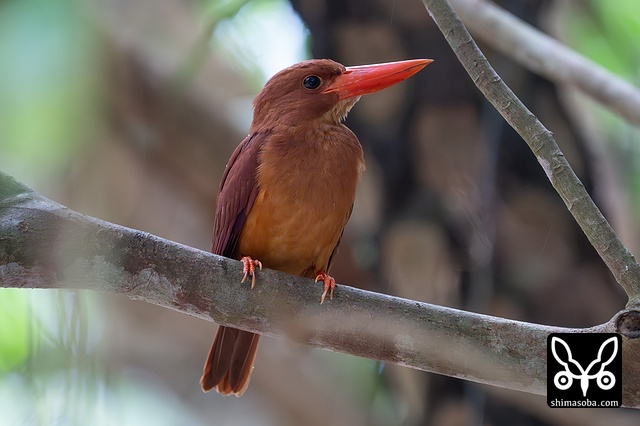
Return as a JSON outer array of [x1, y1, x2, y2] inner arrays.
[[212, 132, 267, 257], [202, 132, 266, 395]]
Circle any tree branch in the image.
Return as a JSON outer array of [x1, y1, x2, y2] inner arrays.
[[2, 171, 640, 407], [422, 0, 640, 306], [448, 0, 640, 127]]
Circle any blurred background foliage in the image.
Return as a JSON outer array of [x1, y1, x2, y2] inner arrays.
[[0, 0, 102, 189], [1, 0, 640, 425], [559, 0, 640, 214]]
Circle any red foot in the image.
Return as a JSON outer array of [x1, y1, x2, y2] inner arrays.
[[240, 256, 262, 289], [315, 272, 336, 304]]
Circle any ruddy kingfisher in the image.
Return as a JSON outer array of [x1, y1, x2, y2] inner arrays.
[[200, 58, 432, 396]]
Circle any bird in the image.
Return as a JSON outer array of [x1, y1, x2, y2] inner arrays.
[[200, 57, 432, 396]]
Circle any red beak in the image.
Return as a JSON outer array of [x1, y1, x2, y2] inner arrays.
[[322, 58, 433, 100]]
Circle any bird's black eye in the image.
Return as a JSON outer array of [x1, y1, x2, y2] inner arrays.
[[303, 75, 322, 90]]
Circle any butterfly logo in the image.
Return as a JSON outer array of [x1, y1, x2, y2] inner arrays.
[[551, 335, 618, 397]]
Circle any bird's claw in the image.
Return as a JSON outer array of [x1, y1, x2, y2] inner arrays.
[[241, 256, 262, 289], [315, 272, 336, 304]]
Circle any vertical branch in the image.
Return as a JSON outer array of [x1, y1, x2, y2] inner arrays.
[[420, 0, 640, 304]]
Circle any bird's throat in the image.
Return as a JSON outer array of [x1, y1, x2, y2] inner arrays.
[[326, 96, 361, 123]]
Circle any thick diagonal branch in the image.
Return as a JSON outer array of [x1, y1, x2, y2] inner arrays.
[[421, 0, 640, 305], [1, 171, 640, 407]]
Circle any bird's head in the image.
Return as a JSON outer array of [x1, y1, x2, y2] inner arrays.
[[250, 58, 432, 130]]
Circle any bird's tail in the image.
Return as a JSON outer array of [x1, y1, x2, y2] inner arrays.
[[200, 326, 260, 396]]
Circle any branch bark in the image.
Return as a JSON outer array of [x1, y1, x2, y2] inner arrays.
[[2, 171, 640, 407], [448, 0, 640, 127], [422, 0, 640, 306]]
